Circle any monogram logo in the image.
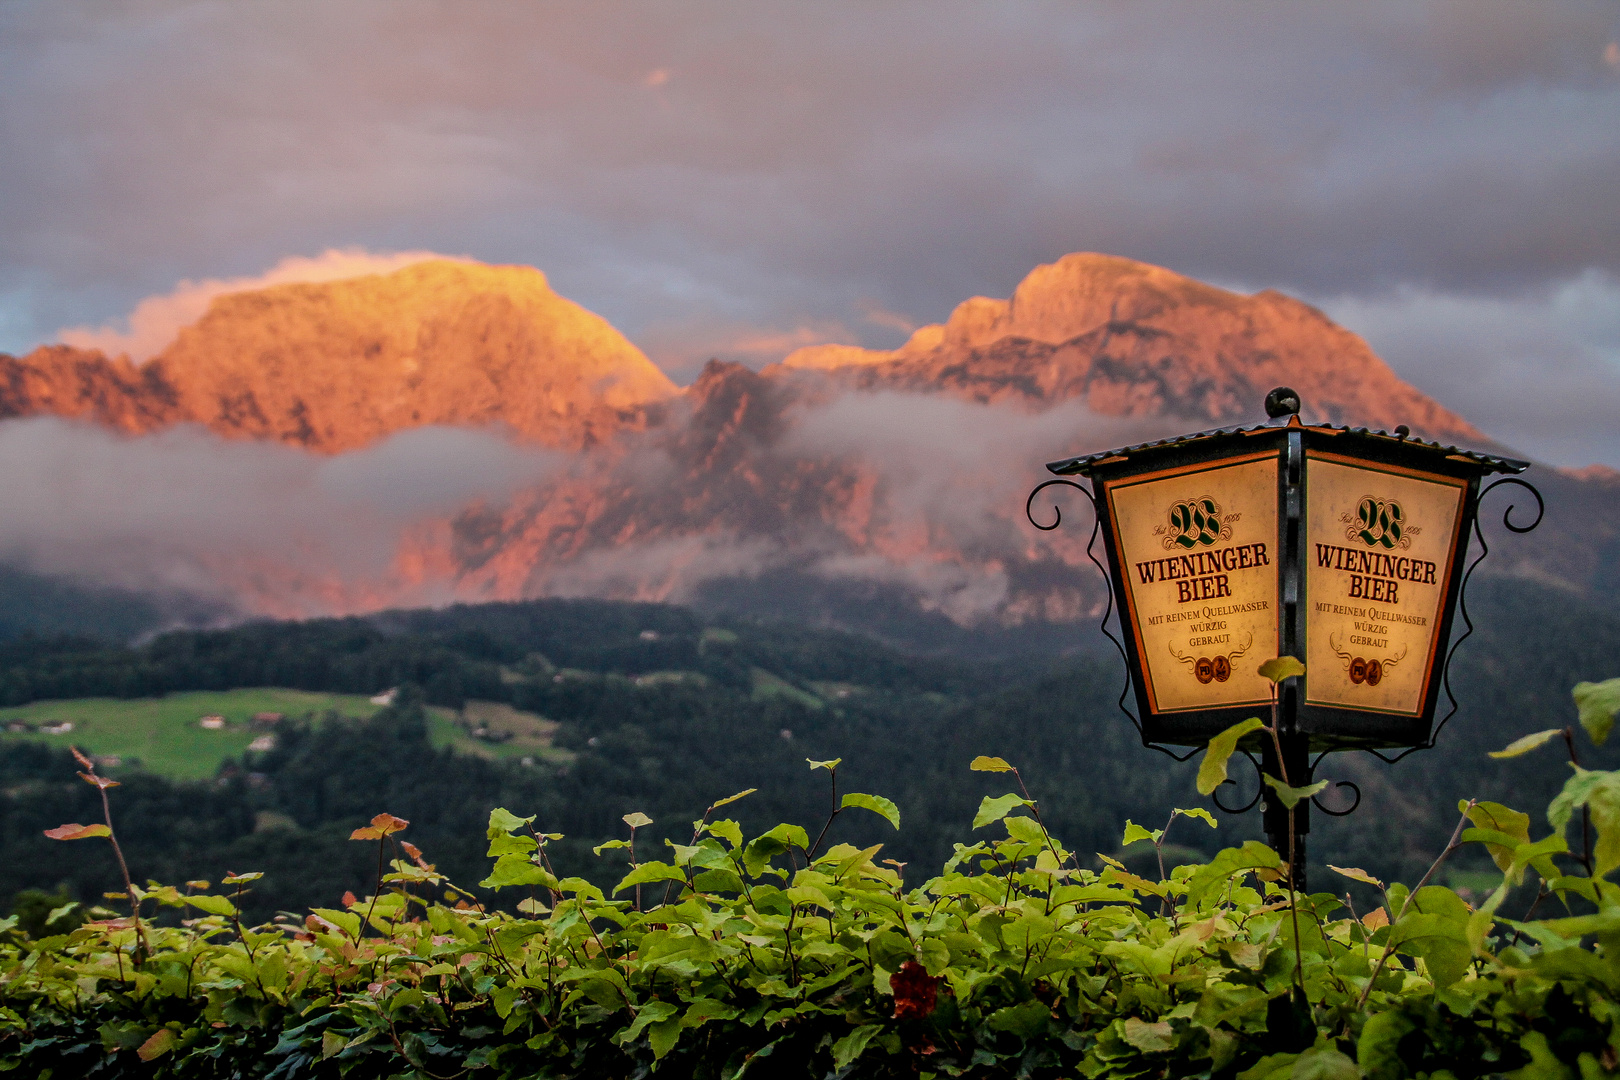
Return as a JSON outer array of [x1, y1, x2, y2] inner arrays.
[[1342, 497, 1417, 549], [1157, 497, 1233, 549]]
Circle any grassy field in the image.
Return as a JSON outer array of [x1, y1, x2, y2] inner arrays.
[[0, 689, 568, 780]]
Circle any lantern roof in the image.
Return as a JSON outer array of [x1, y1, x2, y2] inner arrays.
[[1045, 413, 1531, 478]]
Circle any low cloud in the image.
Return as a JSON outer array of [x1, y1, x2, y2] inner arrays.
[[0, 418, 560, 604], [56, 248, 460, 361]]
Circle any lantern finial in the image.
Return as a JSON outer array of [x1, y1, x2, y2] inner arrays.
[[1264, 386, 1301, 419]]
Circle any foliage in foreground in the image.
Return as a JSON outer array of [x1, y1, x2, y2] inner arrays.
[[1, 677, 1618, 1079]]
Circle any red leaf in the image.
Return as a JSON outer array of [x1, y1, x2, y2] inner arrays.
[[350, 812, 408, 840], [342, 891, 358, 908], [891, 960, 942, 1021], [70, 746, 94, 770], [44, 822, 111, 840], [77, 771, 120, 790]]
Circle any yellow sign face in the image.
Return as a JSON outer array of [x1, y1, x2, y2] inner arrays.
[[1106, 453, 1280, 713], [1304, 453, 1466, 716]]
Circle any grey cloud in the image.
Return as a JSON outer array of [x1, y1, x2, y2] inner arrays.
[[0, 419, 563, 603], [1, 0, 1616, 464]]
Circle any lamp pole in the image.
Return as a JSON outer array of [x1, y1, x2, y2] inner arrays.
[[1029, 385, 1543, 896], [1270, 389, 1309, 888]]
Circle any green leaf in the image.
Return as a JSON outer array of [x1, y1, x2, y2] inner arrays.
[[1197, 716, 1264, 796], [1290, 1040, 1360, 1080], [1176, 807, 1218, 828], [486, 807, 535, 836], [1547, 767, 1620, 877], [1462, 802, 1532, 874], [1327, 864, 1384, 889], [1488, 728, 1563, 759], [806, 758, 842, 772], [615, 1000, 678, 1047], [647, 1018, 681, 1060], [1549, 766, 1606, 834], [973, 793, 1032, 830], [1575, 678, 1620, 747], [841, 792, 900, 829], [137, 1028, 178, 1062], [1184, 841, 1283, 906], [985, 999, 1049, 1038], [831, 1024, 883, 1070], [479, 854, 556, 890], [592, 839, 631, 855], [970, 755, 1014, 772], [1389, 887, 1472, 987], [1121, 1017, 1174, 1053], [612, 861, 688, 894], [1262, 775, 1329, 810], [1257, 656, 1305, 683], [1122, 821, 1159, 846], [185, 894, 237, 917], [1357, 1012, 1416, 1080], [621, 812, 653, 829], [709, 788, 756, 810]]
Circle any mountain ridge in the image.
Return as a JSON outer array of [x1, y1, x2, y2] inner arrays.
[[0, 252, 1610, 631]]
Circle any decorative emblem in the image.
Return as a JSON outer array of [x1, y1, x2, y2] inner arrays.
[[1155, 496, 1235, 549], [1328, 633, 1407, 687], [1170, 632, 1252, 684], [1341, 497, 1420, 550]]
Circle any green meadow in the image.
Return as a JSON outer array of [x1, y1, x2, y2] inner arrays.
[[0, 688, 567, 780]]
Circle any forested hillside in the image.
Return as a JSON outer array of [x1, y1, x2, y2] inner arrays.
[[1, 578, 1616, 924]]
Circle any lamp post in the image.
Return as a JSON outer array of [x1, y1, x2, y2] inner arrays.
[[1027, 388, 1543, 886]]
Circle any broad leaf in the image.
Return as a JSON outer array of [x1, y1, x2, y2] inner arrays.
[[137, 1028, 178, 1062], [621, 812, 653, 829], [487, 807, 535, 835], [831, 1024, 883, 1070], [350, 812, 408, 840], [973, 793, 1032, 830], [43, 822, 110, 841], [806, 758, 842, 772], [1197, 716, 1264, 796], [1488, 728, 1563, 759], [1263, 775, 1329, 810], [1462, 801, 1531, 874], [1327, 864, 1384, 889], [1177, 807, 1218, 829], [841, 792, 900, 829], [185, 894, 237, 917], [1257, 656, 1305, 683], [970, 755, 1015, 772], [1575, 678, 1620, 747], [1122, 821, 1159, 846], [612, 861, 688, 894], [709, 788, 756, 810]]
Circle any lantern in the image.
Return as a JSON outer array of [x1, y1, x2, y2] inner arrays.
[[1027, 388, 1543, 881]]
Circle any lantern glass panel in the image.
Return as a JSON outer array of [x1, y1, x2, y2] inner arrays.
[[1103, 451, 1280, 714], [1302, 451, 1468, 717]]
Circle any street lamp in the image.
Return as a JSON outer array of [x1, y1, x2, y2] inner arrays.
[[1027, 388, 1543, 883]]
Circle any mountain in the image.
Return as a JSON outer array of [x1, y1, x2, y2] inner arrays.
[[0, 252, 1611, 640], [0, 261, 675, 452], [784, 252, 1483, 443]]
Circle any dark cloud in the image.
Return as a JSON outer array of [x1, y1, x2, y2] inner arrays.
[[0, 419, 563, 610], [1, 0, 1616, 463]]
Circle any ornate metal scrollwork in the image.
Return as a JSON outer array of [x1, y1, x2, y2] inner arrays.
[[1211, 750, 1263, 814], [1431, 477, 1545, 747], [1026, 478, 1201, 762], [1310, 780, 1362, 817]]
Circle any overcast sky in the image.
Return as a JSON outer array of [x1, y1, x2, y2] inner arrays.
[[1, 1, 1617, 466]]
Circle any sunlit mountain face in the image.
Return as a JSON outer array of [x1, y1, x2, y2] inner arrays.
[[1, 252, 1613, 637]]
